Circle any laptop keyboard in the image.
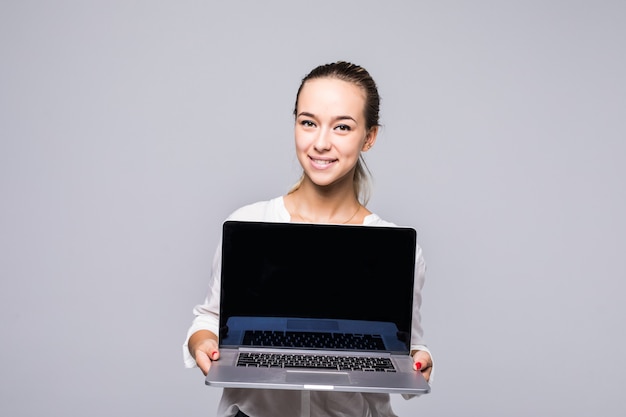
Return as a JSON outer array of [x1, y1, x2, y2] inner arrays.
[[237, 352, 396, 372], [241, 330, 387, 350]]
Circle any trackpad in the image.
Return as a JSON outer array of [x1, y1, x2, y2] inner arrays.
[[286, 371, 350, 385]]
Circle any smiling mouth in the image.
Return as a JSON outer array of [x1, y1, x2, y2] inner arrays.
[[309, 156, 337, 165]]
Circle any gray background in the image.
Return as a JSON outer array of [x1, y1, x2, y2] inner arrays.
[[1, 1, 624, 416]]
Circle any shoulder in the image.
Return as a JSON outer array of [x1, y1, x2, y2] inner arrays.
[[363, 212, 397, 227], [226, 196, 290, 222]]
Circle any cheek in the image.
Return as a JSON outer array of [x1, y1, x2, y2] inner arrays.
[[294, 130, 311, 151], [339, 137, 366, 156]]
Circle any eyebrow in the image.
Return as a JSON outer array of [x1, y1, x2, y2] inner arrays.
[[297, 112, 357, 123]]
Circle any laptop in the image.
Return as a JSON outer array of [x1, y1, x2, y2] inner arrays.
[[205, 220, 430, 395]]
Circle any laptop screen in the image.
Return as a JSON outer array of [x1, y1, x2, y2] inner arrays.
[[219, 221, 417, 354]]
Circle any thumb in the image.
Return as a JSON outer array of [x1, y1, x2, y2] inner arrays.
[[412, 350, 431, 371], [195, 350, 213, 376]]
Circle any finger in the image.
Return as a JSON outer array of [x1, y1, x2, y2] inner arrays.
[[411, 351, 432, 371], [210, 346, 220, 361], [411, 351, 432, 382], [195, 350, 212, 376]]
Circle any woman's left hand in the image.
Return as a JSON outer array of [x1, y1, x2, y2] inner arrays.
[[411, 350, 432, 382]]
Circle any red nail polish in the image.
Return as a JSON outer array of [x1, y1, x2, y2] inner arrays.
[[415, 361, 422, 370]]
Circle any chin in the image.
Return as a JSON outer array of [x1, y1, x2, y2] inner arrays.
[[306, 173, 352, 189]]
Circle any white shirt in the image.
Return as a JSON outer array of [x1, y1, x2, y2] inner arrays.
[[183, 196, 432, 417]]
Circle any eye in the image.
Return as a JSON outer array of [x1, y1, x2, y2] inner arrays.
[[300, 120, 316, 128], [334, 124, 352, 131]]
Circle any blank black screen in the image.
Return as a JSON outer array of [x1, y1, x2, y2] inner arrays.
[[219, 221, 417, 345]]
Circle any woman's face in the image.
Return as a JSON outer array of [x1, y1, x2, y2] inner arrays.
[[294, 77, 376, 189]]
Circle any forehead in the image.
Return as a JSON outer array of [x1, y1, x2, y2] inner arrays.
[[297, 77, 366, 116]]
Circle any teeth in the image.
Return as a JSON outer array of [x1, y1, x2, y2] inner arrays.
[[313, 159, 332, 165]]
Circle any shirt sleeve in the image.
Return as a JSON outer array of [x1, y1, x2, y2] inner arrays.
[[410, 243, 427, 348], [182, 242, 222, 368], [406, 242, 435, 395]]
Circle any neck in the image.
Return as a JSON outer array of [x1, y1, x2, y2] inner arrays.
[[286, 180, 364, 224]]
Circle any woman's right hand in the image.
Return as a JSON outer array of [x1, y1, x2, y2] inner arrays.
[[188, 330, 220, 375]]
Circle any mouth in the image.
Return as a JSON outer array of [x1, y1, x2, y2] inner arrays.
[[309, 156, 337, 169]]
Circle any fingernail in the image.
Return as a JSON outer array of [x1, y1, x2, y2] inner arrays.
[[415, 362, 422, 370], [212, 352, 218, 360]]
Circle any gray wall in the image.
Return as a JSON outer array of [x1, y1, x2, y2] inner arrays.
[[1, 1, 624, 416]]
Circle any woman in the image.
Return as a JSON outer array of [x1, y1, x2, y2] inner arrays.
[[183, 61, 433, 417]]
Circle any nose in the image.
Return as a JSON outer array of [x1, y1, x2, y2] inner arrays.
[[313, 128, 331, 152]]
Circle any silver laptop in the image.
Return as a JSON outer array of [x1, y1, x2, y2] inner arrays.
[[205, 221, 430, 394]]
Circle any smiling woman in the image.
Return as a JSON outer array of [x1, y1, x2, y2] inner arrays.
[[183, 61, 433, 417], [288, 76, 377, 223], [289, 61, 381, 211]]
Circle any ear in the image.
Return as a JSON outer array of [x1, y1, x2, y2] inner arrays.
[[361, 126, 379, 152]]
